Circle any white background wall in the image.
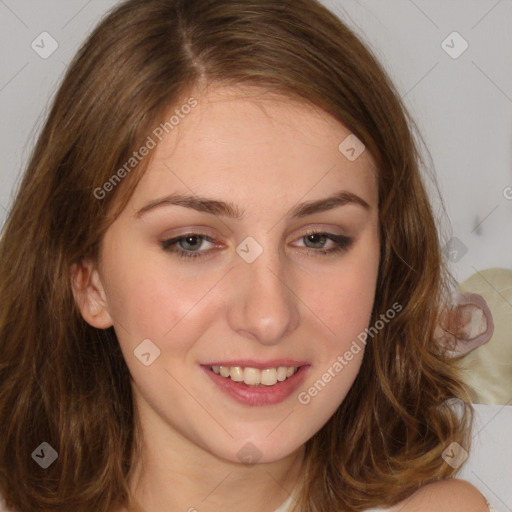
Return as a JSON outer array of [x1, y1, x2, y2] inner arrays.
[[0, 1, 511, 510]]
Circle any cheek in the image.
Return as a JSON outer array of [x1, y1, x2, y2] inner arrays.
[[109, 274, 207, 342], [297, 252, 378, 416], [100, 244, 172, 335], [310, 247, 379, 344], [102, 246, 225, 361]]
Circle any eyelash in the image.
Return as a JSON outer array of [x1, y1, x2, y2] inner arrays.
[[159, 230, 353, 260]]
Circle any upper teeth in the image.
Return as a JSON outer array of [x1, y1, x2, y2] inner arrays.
[[210, 366, 298, 386]]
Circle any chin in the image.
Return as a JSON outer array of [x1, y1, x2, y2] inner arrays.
[[204, 434, 304, 466]]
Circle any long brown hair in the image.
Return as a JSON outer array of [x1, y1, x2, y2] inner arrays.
[[0, 1, 472, 511]]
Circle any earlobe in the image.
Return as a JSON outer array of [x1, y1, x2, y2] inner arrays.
[[70, 260, 114, 329]]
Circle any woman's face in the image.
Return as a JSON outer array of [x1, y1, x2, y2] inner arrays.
[[79, 86, 380, 464]]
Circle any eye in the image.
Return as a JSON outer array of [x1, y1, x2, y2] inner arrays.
[[159, 233, 217, 259], [293, 230, 353, 257], [159, 230, 354, 261]]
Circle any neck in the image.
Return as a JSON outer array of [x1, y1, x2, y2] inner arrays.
[[121, 390, 306, 512]]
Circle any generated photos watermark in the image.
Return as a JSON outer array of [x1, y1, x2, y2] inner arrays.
[[298, 302, 402, 405], [94, 97, 198, 200]]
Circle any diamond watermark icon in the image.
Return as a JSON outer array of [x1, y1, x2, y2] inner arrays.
[[31, 442, 58, 469], [237, 442, 263, 467], [338, 134, 365, 162], [31, 32, 59, 59], [441, 31, 468, 59], [443, 236, 468, 263], [236, 236, 263, 263], [442, 442, 468, 469], [134, 338, 161, 366]]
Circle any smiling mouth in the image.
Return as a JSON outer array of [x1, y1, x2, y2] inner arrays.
[[208, 365, 300, 386]]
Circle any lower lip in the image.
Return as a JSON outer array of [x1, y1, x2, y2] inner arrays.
[[202, 365, 310, 406]]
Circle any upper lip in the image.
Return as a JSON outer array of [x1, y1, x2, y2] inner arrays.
[[202, 359, 309, 369]]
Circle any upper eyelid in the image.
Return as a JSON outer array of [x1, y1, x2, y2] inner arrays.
[[163, 230, 346, 242], [161, 224, 351, 241]]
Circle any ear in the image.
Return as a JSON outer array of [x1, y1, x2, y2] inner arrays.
[[70, 259, 114, 329]]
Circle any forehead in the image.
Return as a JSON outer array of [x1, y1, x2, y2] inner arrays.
[[129, 85, 378, 209]]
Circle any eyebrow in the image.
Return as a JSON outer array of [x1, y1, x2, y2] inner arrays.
[[135, 190, 370, 219]]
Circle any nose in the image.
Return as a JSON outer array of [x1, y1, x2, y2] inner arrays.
[[227, 244, 300, 346]]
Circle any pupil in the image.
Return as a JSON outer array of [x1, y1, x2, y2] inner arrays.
[[307, 234, 326, 248], [183, 235, 201, 250]]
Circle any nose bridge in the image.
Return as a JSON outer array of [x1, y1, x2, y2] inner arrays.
[[228, 238, 300, 344]]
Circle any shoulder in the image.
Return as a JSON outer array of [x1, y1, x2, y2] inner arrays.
[[388, 478, 490, 512]]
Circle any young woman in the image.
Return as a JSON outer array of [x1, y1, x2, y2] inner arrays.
[[0, 1, 495, 511]]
